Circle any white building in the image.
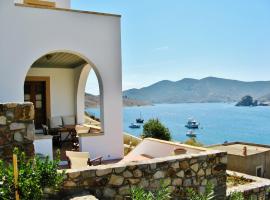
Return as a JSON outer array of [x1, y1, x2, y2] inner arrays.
[[0, 0, 123, 160]]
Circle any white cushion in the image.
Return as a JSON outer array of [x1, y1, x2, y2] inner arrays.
[[75, 125, 90, 134], [63, 115, 76, 125], [50, 116, 63, 128]]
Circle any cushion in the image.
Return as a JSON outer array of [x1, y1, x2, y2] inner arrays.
[[63, 115, 76, 125], [50, 116, 63, 128]]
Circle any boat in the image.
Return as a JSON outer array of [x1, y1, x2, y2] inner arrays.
[[186, 130, 197, 137], [129, 123, 141, 129], [185, 118, 200, 129], [136, 112, 144, 123]]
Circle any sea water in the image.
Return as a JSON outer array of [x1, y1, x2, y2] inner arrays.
[[86, 103, 270, 146]]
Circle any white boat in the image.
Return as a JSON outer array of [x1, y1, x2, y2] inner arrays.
[[186, 130, 197, 137], [129, 123, 141, 129], [185, 118, 200, 129]]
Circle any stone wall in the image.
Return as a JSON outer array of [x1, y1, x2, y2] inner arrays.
[[227, 171, 270, 200], [0, 103, 35, 162], [62, 151, 227, 200]]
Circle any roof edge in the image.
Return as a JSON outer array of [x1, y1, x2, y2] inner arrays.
[[15, 3, 121, 18]]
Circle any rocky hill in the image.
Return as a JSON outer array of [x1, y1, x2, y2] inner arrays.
[[123, 77, 270, 104], [85, 93, 151, 108]]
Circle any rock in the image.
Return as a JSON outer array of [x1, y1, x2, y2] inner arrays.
[[0, 116, 7, 125], [14, 132, 23, 142], [176, 171, 184, 178], [96, 168, 112, 176], [25, 123, 35, 140], [183, 179, 192, 187], [190, 163, 199, 172], [114, 167, 126, 174], [70, 195, 98, 200], [133, 169, 143, 178], [69, 171, 80, 179], [236, 95, 257, 107], [128, 178, 140, 184], [171, 162, 179, 169], [64, 181, 76, 187], [109, 175, 124, 186], [206, 168, 211, 176], [123, 170, 133, 178], [150, 163, 156, 170], [103, 188, 116, 198], [198, 169, 205, 176], [10, 123, 25, 131], [172, 178, 182, 186], [118, 185, 130, 195], [179, 161, 189, 170], [139, 178, 149, 187], [153, 171, 165, 179]]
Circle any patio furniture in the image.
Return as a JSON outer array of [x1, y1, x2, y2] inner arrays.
[[66, 151, 102, 169], [42, 124, 61, 146], [62, 115, 76, 126], [58, 125, 77, 147], [50, 116, 63, 128]]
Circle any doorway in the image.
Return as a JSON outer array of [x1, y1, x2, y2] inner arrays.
[[24, 77, 50, 129]]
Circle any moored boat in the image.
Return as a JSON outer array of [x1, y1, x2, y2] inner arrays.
[[185, 118, 200, 129], [136, 112, 144, 123], [129, 123, 141, 129], [186, 130, 197, 137]]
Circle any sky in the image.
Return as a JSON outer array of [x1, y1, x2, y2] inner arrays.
[[71, 0, 270, 95]]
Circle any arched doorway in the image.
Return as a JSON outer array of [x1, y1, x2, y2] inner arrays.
[[24, 51, 104, 131]]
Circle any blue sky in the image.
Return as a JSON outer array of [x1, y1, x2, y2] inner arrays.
[[72, 0, 270, 95]]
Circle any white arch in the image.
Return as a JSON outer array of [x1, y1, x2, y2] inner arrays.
[[24, 50, 105, 127]]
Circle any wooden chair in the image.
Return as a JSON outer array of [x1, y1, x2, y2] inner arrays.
[[42, 124, 61, 145], [66, 151, 102, 169]]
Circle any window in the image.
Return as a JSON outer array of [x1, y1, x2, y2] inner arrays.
[[256, 166, 263, 177]]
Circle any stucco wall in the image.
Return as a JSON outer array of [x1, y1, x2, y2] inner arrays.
[[27, 67, 76, 117], [227, 153, 270, 179], [0, 0, 123, 159], [126, 138, 206, 159]]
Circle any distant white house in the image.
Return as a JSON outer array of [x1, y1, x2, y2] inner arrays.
[[0, 0, 123, 160]]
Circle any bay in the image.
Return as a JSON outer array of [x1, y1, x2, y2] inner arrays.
[[86, 103, 270, 146]]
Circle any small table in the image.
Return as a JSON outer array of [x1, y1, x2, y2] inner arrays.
[[57, 125, 77, 146]]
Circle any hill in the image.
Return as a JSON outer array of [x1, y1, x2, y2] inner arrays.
[[123, 77, 270, 104], [85, 93, 151, 108]]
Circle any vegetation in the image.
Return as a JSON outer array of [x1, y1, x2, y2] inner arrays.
[[187, 183, 245, 200], [229, 192, 245, 200], [187, 183, 214, 200], [131, 182, 171, 200], [0, 148, 65, 200], [227, 175, 253, 187], [142, 118, 171, 141], [184, 137, 204, 147]]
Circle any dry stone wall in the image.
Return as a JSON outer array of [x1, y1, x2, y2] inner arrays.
[[227, 171, 270, 200], [62, 151, 227, 200], [0, 103, 35, 162]]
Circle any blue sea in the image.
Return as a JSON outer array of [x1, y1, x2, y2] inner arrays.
[[86, 103, 270, 146]]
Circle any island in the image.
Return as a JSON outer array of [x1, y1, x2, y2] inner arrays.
[[236, 95, 269, 107]]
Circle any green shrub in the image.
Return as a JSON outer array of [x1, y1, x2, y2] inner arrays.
[[187, 183, 214, 200], [184, 137, 204, 147], [187, 183, 245, 200], [131, 181, 171, 200], [142, 118, 171, 141], [229, 192, 245, 200], [0, 148, 65, 200]]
